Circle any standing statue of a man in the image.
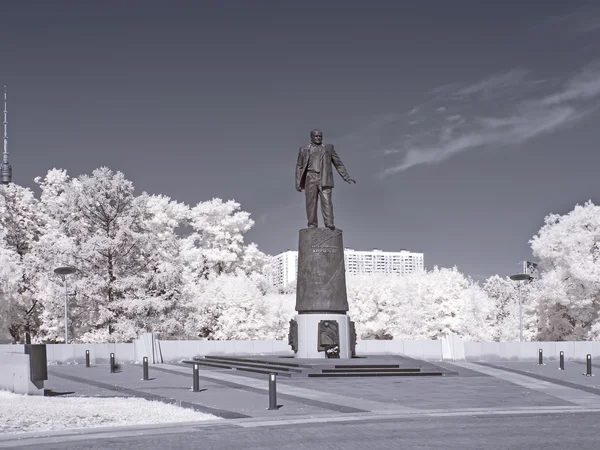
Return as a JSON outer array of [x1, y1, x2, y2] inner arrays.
[[295, 129, 356, 230]]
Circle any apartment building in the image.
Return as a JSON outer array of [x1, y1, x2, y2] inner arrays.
[[268, 248, 424, 288]]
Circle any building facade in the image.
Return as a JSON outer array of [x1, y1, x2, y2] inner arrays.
[[268, 248, 424, 288], [267, 250, 299, 288]]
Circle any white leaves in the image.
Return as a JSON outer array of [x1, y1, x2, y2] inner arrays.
[[184, 272, 294, 340], [483, 275, 520, 341], [348, 267, 494, 342], [1, 167, 270, 343], [13, 165, 600, 345], [181, 197, 267, 281], [528, 201, 600, 340]]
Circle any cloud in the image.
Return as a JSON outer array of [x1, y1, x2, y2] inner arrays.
[[378, 62, 600, 177], [540, 63, 600, 105], [429, 69, 537, 101], [453, 69, 530, 98], [540, 5, 600, 35]]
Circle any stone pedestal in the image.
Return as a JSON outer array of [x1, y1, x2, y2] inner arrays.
[[294, 313, 352, 359], [296, 227, 348, 313], [289, 227, 355, 359]]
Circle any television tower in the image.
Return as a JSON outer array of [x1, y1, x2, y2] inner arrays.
[[0, 86, 11, 185]]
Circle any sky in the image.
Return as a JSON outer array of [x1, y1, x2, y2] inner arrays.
[[2, 0, 600, 281]]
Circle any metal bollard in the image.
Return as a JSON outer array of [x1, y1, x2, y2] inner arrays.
[[142, 357, 149, 381], [559, 351, 564, 371], [85, 350, 90, 368], [538, 349, 543, 365], [192, 364, 200, 392], [110, 353, 115, 373], [268, 373, 278, 410], [586, 354, 592, 377]]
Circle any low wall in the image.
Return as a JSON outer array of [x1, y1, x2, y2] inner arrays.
[[0, 333, 160, 365], [465, 341, 600, 362], [5, 337, 599, 365], [155, 339, 292, 361], [0, 339, 446, 363], [45, 342, 136, 364], [0, 351, 44, 395], [0, 344, 25, 354], [356, 339, 444, 360], [155, 339, 445, 361]]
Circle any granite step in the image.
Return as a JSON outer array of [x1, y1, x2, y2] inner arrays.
[[321, 368, 422, 373], [309, 371, 444, 378], [183, 359, 295, 377], [203, 355, 303, 368], [186, 357, 303, 373]]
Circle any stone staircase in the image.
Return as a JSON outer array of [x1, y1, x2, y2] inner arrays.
[[182, 355, 452, 378]]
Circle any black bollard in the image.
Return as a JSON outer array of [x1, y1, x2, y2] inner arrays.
[[268, 373, 278, 410], [586, 354, 592, 377], [559, 351, 564, 371], [192, 364, 200, 392], [142, 357, 149, 381], [538, 349, 543, 365], [85, 350, 90, 368], [110, 353, 115, 373]]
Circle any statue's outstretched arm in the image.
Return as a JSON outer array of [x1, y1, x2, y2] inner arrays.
[[331, 146, 356, 184]]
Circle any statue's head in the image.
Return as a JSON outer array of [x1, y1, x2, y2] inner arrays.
[[310, 129, 323, 145]]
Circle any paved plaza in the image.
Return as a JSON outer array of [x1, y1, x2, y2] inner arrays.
[[3, 358, 600, 449]]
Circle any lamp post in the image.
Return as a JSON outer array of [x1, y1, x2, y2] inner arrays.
[[509, 273, 532, 342], [54, 266, 77, 344]]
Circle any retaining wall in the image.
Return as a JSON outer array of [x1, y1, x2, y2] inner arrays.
[[0, 338, 446, 363], [0, 350, 44, 395], [464, 341, 600, 362], [3, 337, 599, 365]]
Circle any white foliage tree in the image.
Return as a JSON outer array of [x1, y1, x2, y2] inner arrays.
[[34, 167, 187, 342], [181, 198, 267, 282], [0, 230, 21, 343], [483, 275, 521, 341], [347, 267, 494, 341], [347, 274, 404, 340], [411, 267, 493, 341], [122, 194, 191, 340], [180, 198, 271, 339], [1, 167, 283, 343], [0, 183, 45, 342], [529, 201, 600, 340], [185, 271, 293, 340]]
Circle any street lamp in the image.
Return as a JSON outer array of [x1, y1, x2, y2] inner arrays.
[[509, 273, 533, 342], [54, 266, 77, 344]]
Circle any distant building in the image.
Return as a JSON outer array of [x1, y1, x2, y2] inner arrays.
[[344, 248, 424, 276], [267, 250, 298, 288], [268, 248, 424, 288]]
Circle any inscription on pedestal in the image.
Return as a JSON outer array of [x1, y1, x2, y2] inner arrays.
[[311, 244, 338, 253]]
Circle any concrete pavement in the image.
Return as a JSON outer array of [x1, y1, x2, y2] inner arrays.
[[3, 358, 600, 448]]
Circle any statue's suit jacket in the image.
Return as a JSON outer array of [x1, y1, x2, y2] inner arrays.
[[295, 144, 351, 190]]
